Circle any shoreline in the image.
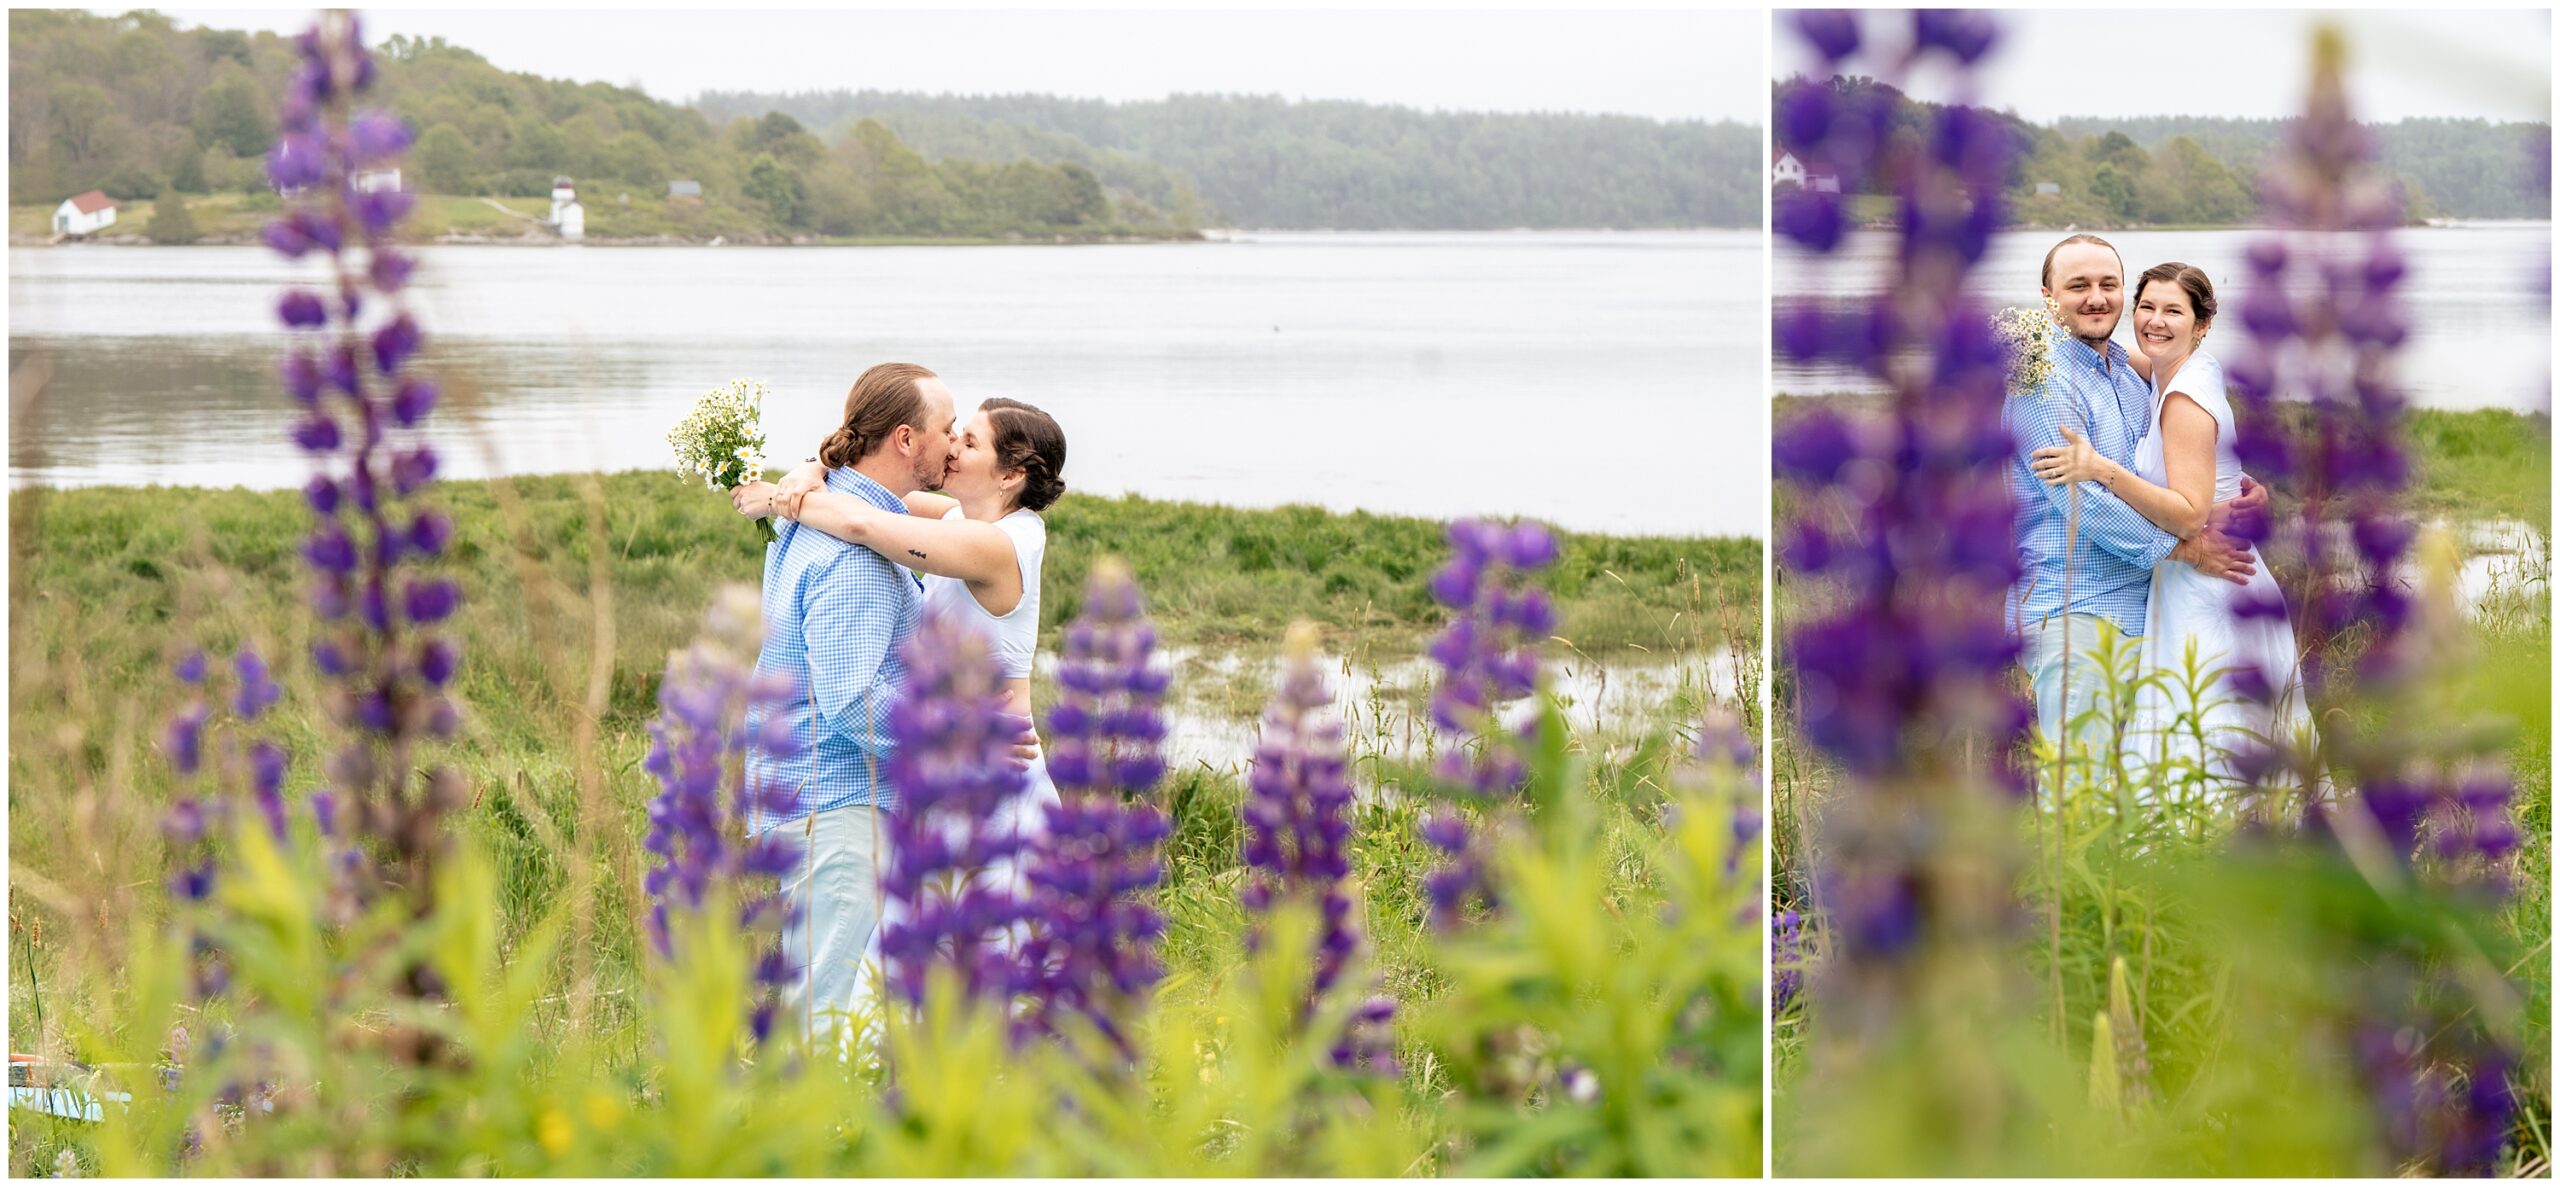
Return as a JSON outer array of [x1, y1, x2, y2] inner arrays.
[[7, 468, 1755, 548], [8, 228, 1213, 249], [6, 224, 1756, 248]]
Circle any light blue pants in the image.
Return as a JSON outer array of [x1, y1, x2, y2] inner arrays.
[[775, 802, 884, 1048], [2024, 612, 2138, 782]]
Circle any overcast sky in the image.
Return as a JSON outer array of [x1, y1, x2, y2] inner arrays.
[[149, 7, 1762, 124], [1774, 9, 2550, 124]]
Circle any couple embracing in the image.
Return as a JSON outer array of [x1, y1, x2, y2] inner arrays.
[[2006, 234, 2313, 795], [725, 361, 1068, 1041]]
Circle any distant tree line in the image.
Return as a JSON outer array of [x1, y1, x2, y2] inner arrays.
[[1775, 76, 2550, 226], [13, 10, 1761, 237], [8, 10, 1148, 237], [697, 90, 1762, 229], [2053, 114, 2554, 221]]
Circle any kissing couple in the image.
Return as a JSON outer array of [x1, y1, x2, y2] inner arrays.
[[2004, 234, 2314, 798], [725, 361, 1069, 1042]]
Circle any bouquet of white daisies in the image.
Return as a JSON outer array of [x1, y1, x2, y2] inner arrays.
[[669, 377, 777, 542], [1994, 297, 2064, 398]]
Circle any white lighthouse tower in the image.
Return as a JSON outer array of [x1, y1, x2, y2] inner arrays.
[[549, 175, 585, 241]]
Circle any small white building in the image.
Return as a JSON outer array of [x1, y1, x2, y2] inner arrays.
[[1771, 148, 1807, 189], [1771, 149, 1841, 195], [549, 175, 584, 241], [354, 168, 405, 193], [667, 179, 702, 202], [2035, 181, 2062, 197], [52, 190, 116, 236]]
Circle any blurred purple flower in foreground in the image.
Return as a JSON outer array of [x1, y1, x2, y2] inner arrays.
[[1772, 12, 2026, 1053], [260, 12, 463, 933], [1421, 518, 1558, 930], [2225, 29, 2520, 1174], [1021, 562, 1173, 1059], [876, 609, 1035, 1012], [640, 587, 803, 1043]]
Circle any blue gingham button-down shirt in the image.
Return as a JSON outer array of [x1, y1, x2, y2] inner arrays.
[[744, 466, 922, 831], [2003, 334, 2178, 637]]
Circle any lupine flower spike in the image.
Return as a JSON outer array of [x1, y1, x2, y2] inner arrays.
[[264, 11, 463, 929], [1242, 623, 1397, 1075], [640, 587, 805, 1043], [1771, 8, 2029, 1108], [2225, 29, 2520, 1173], [1420, 518, 1559, 929], [874, 609, 1037, 1011], [1020, 560, 1174, 1060]]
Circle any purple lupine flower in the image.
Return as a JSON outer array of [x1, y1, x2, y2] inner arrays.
[[639, 588, 803, 1041], [348, 110, 413, 164], [254, 11, 459, 928], [232, 649, 282, 719], [1239, 625, 1396, 1073], [876, 608, 1037, 1012], [1772, 11, 2031, 1061], [1426, 519, 1555, 794], [277, 290, 328, 328], [1417, 518, 1559, 930], [1772, 911, 1806, 1014], [163, 701, 208, 775], [1019, 561, 1174, 1058], [2220, 30, 2524, 1175]]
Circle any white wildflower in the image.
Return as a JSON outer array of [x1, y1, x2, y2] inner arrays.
[[1996, 297, 2063, 398], [668, 378, 772, 490]]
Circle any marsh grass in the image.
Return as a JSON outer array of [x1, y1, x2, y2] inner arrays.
[[6, 461, 1761, 1174]]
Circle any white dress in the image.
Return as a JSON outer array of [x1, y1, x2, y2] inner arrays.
[[853, 507, 1059, 1019], [2130, 351, 2315, 790]]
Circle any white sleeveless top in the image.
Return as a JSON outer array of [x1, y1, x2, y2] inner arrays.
[[919, 506, 1044, 679], [2132, 350, 2243, 504]]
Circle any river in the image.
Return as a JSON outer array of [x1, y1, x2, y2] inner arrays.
[[1775, 223, 2552, 411], [8, 230, 1763, 538]]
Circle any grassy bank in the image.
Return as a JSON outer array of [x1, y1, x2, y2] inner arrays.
[[1775, 395, 2553, 536]]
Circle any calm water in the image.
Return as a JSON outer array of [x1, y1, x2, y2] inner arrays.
[[9, 231, 1762, 538], [1775, 223, 2553, 411]]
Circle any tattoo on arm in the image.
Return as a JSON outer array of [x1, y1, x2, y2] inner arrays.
[[908, 549, 927, 560]]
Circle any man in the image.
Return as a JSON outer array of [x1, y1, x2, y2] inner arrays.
[[2004, 234, 2266, 767], [744, 360, 954, 1043]]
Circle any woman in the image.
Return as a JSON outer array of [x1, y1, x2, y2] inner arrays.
[[731, 396, 1068, 1001], [2029, 262, 2311, 792]]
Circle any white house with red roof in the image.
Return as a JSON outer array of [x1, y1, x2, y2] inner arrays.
[[1771, 147, 1806, 189], [1770, 148, 1842, 195], [52, 190, 117, 237]]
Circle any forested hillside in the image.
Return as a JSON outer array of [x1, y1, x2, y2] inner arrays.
[[696, 90, 1762, 229], [12, 10, 1759, 240], [1775, 76, 2550, 226], [9, 10, 1180, 239]]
